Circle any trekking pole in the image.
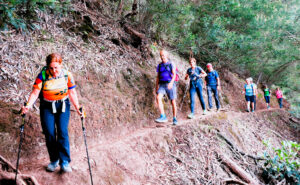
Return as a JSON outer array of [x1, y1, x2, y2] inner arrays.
[[179, 82, 189, 111], [218, 89, 224, 108], [79, 107, 94, 185], [15, 103, 26, 184]]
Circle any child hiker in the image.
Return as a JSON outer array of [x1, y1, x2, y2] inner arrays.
[[263, 84, 271, 109]]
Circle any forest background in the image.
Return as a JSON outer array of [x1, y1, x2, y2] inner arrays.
[[1, 0, 299, 115]]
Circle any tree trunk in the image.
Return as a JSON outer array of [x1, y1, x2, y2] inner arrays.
[[125, 0, 138, 18], [256, 72, 262, 85], [117, 0, 124, 16], [218, 153, 260, 185]]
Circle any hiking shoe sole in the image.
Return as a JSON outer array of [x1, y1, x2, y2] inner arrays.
[[155, 119, 168, 123]]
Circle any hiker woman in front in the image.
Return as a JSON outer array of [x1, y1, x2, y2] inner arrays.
[[21, 53, 81, 173], [185, 58, 207, 119]]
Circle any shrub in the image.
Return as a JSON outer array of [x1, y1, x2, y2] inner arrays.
[[0, 0, 71, 31], [262, 140, 300, 184]]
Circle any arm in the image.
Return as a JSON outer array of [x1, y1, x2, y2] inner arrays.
[[185, 73, 189, 80], [217, 77, 221, 90], [200, 70, 207, 78], [21, 88, 40, 114], [156, 74, 160, 92], [167, 65, 176, 89], [69, 88, 81, 115]]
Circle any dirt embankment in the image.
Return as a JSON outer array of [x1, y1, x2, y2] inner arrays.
[[0, 2, 298, 185]]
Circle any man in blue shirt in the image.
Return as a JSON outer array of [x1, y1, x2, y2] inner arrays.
[[204, 63, 221, 112], [155, 50, 178, 125]]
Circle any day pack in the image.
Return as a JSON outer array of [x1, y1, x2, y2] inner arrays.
[[39, 66, 68, 98], [158, 63, 179, 82]]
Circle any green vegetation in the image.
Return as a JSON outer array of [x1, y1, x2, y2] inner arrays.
[[262, 140, 300, 184], [141, 0, 300, 116], [1, 0, 299, 115], [0, 0, 71, 31]]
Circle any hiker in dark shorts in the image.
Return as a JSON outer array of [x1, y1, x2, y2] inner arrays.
[[263, 84, 271, 109], [155, 50, 178, 125], [185, 58, 207, 119], [250, 77, 258, 111], [243, 77, 256, 112], [204, 63, 221, 112]]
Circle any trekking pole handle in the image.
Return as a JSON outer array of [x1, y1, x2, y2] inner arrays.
[[20, 103, 26, 118], [79, 107, 86, 120]]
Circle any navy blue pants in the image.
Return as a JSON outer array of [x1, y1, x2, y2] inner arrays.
[[264, 96, 270, 103], [278, 98, 283, 108], [40, 99, 71, 164], [207, 85, 220, 109], [189, 80, 205, 113], [254, 95, 256, 110]]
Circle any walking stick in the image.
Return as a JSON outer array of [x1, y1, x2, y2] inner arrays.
[[79, 107, 94, 185], [15, 103, 26, 184], [218, 89, 224, 108], [179, 82, 189, 111]]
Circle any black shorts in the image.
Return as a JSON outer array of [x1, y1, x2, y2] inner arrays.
[[245, 95, 255, 102]]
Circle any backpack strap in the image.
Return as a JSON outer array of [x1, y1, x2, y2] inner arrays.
[[167, 63, 173, 79], [41, 66, 48, 91], [63, 69, 68, 82], [213, 70, 217, 79], [251, 84, 255, 95]]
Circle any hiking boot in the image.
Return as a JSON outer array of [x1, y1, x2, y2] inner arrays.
[[46, 160, 59, 172], [203, 110, 207, 115], [187, 113, 194, 119], [173, 117, 178, 125], [155, 115, 168, 123], [61, 161, 72, 173]]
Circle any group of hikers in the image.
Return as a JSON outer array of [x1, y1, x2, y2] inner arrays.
[[155, 49, 284, 125], [244, 78, 284, 112], [20, 50, 284, 173], [155, 50, 221, 125]]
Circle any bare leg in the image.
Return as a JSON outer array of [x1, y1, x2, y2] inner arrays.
[[171, 99, 177, 118], [247, 101, 250, 111], [156, 93, 165, 115], [251, 102, 254, 111]]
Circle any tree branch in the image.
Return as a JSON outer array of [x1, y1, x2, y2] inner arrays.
[[217, 153, 260, 185]]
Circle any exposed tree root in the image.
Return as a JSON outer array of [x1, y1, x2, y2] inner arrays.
[[222, 178, 249, 185], [217, 132, 264, 162], [217, 153, 260, 185], [0, 155, 40, 185]]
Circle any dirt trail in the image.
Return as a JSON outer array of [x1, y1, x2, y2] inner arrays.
[[17, 107, 287, 185]]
